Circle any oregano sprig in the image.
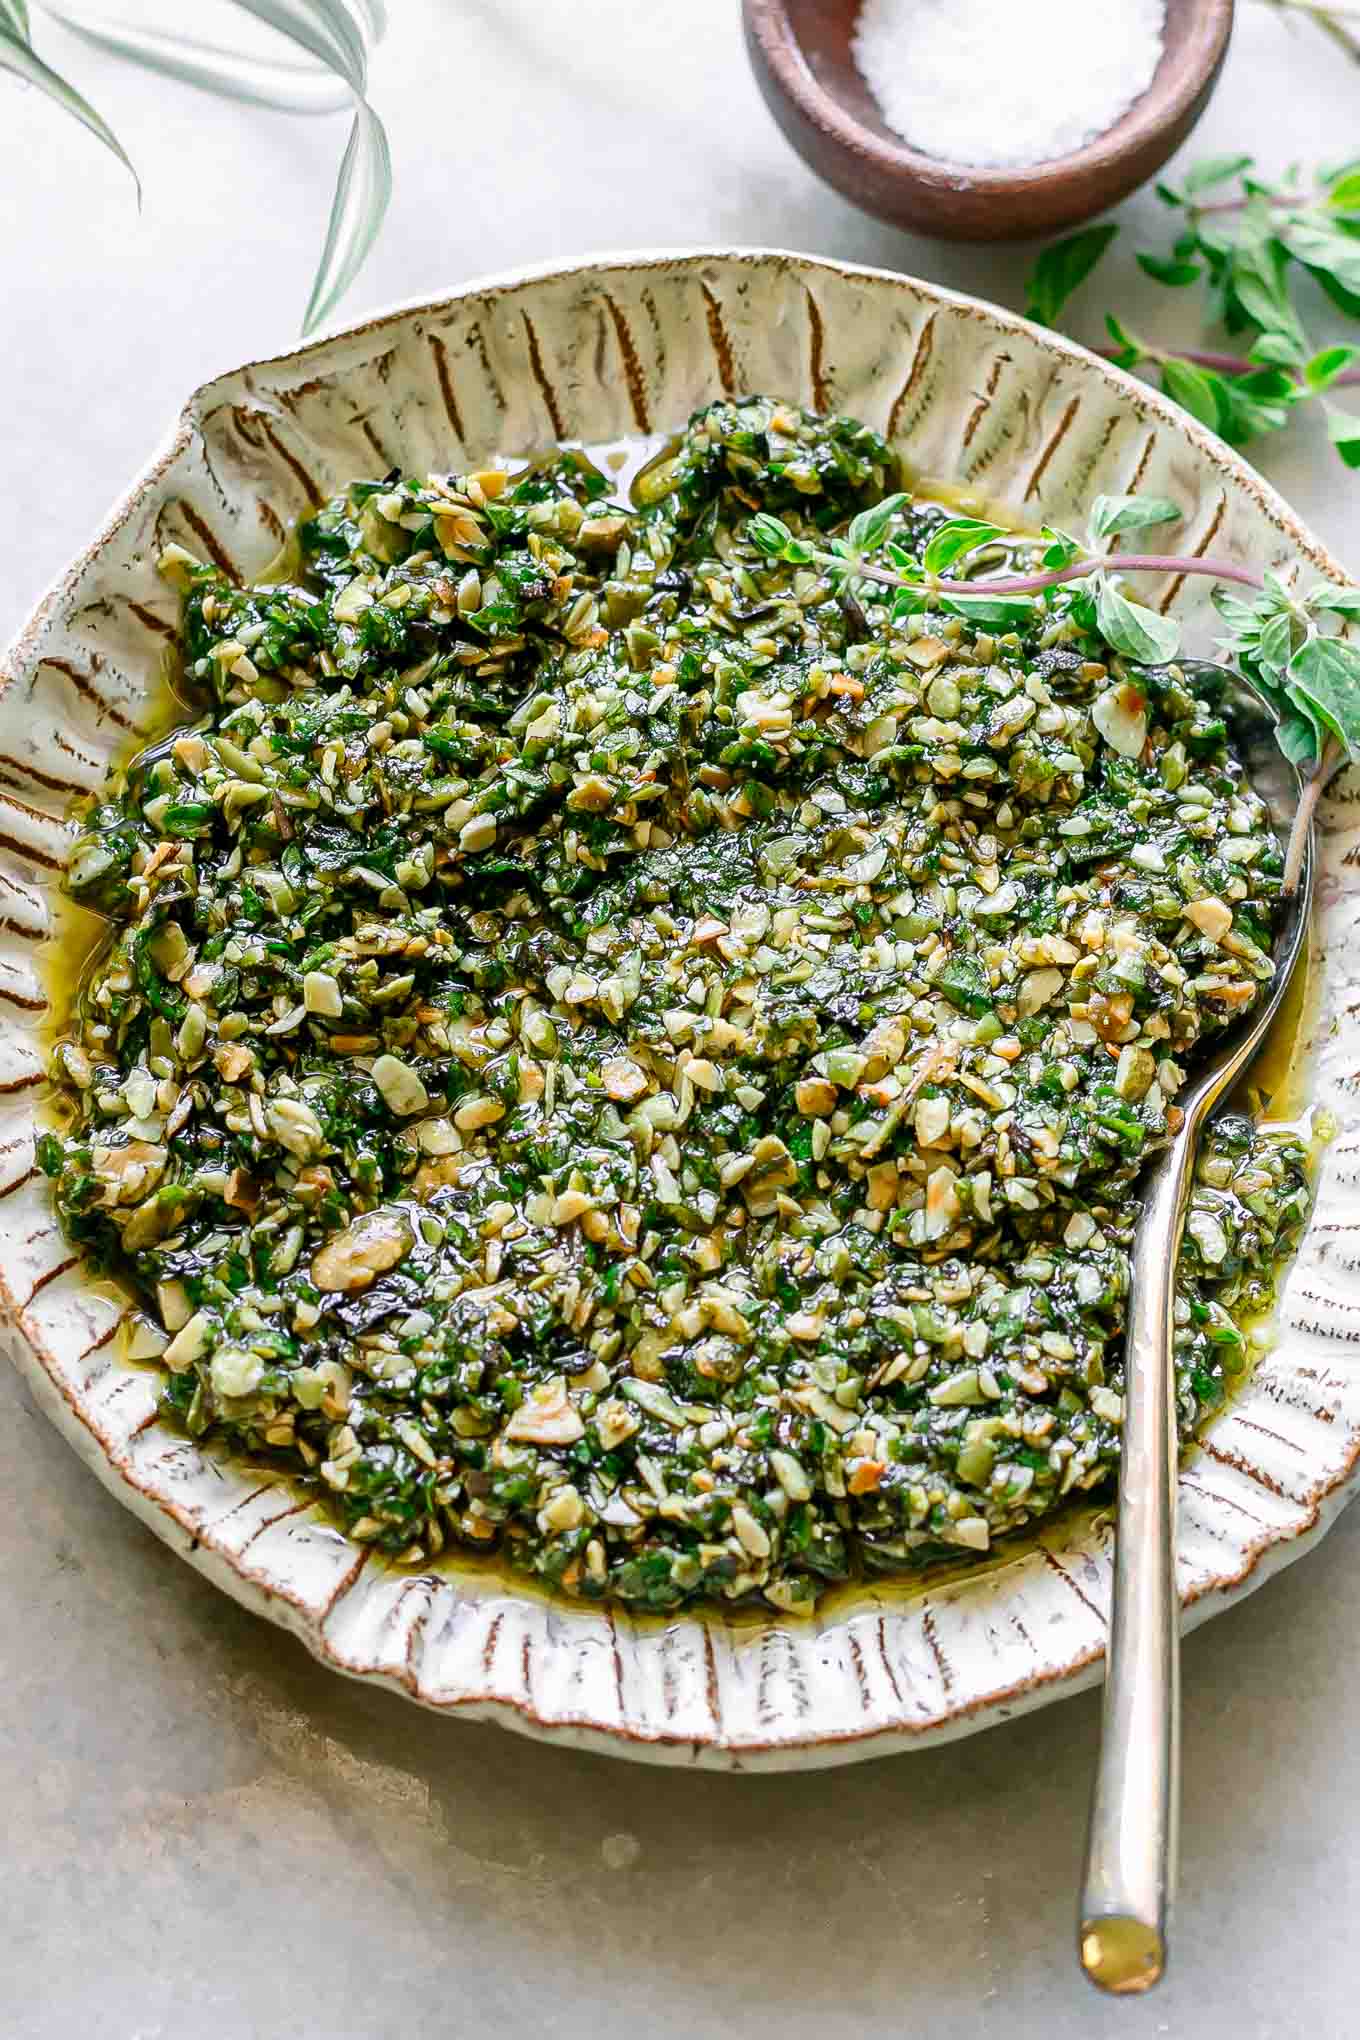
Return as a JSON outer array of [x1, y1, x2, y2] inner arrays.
[[1024, 157, 1360, 466], [746, 493, 1360, 891]]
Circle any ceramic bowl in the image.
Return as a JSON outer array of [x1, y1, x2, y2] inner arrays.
[[3, 249, 1359, 1770]]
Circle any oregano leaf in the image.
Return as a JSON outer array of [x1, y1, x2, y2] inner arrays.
[[1212, 585, 1263, 635], [1094, 580, 1182, 665], [889, 587, 930, 626], [1324, 402, 1360, 470], [1089, 494, 1182, 542], [1289, 634, 1360, 762], [1306, 344, 1360, 391], [1255, 609, 1295, 680], [1023, 223, 1118, 328], [747, 513, 796, 557], [1229, 233, 1309, 358], [1161, 357, 1224, 432], [884, 540, 922, 577], [1250, 332, 1305, 370], [939, 593, 1037, 628], [1183, 154, 1253, 195], [921, 519, 1007, 575], [1135, 252, 1201, 287], [1276, 712, 1320, 769], [1282, 216, 1360, 298], [1103, 312, 1143, 369], [1326, 168, 1360, 214], [1310, 263, 1360, 322], [1218, 368, 1302, 446], [1041, 526, 1081, 569], [846, 492, 910, 554], [1308, 585, 1360, 619], [1068, 583, 1099, 637]]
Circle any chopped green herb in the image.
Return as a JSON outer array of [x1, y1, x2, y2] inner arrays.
[[42, 396, 1311, 1611]]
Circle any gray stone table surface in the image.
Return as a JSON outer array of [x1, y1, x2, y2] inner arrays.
[[3, 5, 1358, 2035]]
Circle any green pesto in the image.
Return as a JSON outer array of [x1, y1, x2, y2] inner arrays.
[[40, 397, 1311, 1612]]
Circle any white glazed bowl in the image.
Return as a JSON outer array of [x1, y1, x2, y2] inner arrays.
[[4, 250, 1359, 1769]]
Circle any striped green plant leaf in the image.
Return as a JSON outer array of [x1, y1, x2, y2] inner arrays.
[[302, 94, 390, 334], [349, 0, 386, 42], [230, 0, 367, 95], [17, 0, 390, 332], [1, 11, 138, 194], [45, 8, 353, 113], [225, 2, 391, 333], [228, 3, 391, 336]]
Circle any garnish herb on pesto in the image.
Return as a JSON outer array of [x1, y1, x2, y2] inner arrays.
[[39, 397, 1311, 1611]]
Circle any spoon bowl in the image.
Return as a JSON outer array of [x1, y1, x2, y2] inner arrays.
[[742, 0, 1236, 241]]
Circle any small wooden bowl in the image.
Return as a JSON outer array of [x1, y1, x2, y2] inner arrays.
[[743, 0, 1235, 242]]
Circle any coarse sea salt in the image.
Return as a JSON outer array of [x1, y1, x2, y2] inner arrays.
[[852, 0, 1167, 172]]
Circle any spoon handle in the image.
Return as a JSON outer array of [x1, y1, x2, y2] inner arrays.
[[1078, 1134, 1193, 1994]]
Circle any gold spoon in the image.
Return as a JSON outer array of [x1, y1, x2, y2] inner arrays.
[[1078, 666, 1315, 1994]]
